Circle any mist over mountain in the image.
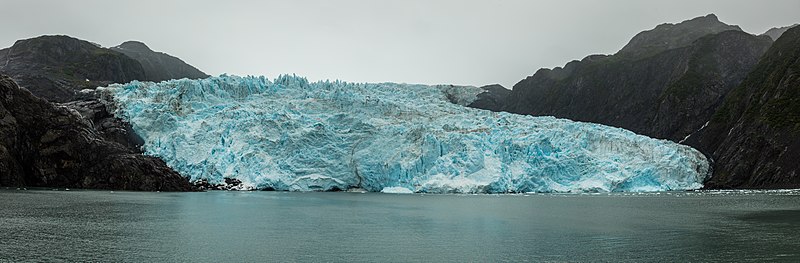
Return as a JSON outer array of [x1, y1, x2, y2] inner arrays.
[[761, 24, 799, 40]]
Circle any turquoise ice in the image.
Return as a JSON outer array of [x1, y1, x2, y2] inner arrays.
[[98, 75, 709, 193]]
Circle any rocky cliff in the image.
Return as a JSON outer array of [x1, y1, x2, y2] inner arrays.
[[0, 36, 209, 102], [503, 15, 772, 143], [617, 14, 742, 59], [0, 35, 212, 191], [685, 26, 800, 189], [467, 84, 510, 112], [110, 41, 208, 82], [0, 35, 146, 102], [0, 75, 193, 191], [761, 24, 799, 41]]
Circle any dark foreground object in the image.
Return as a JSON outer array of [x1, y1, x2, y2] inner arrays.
[[0, 76, 193, 191]]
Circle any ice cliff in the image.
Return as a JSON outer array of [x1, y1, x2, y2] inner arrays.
[[97, 75, 710, 193]]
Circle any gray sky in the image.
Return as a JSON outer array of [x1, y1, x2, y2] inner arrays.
[[2, 0, 798, 88]]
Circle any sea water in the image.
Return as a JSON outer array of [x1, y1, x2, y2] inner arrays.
[[1, 189, 798, 262]]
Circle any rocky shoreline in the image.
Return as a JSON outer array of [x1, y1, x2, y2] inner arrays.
[[0, 76, 194, 191]]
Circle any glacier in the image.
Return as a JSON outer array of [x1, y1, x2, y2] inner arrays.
[[97, 74, 710, 193]]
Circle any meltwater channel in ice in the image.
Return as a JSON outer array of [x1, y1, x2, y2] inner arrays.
[[97, 75, 709, 193]]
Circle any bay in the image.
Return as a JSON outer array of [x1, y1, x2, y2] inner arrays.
[[1, 189, 798, 262]]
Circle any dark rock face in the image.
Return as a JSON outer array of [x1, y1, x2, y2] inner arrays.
[[503, 15, 772, 142], [617, 14, 742, 59], [651, 31, 773, 141], [59, 99, 145, 151], [111, 41, 209, 82], [0, 76, 194, 191], [0, 35, 147, 102], [467, 84, 510, 112], [685, 26, 800, 189], [492, 14, 799, 189], [0, 35, 212, 191], [761, 24, 799, 41], [505, 30, 771, 142], [193, 178, 245, 191]]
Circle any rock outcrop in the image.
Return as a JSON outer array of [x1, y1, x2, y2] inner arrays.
[[503, 15, 772, 143], [616, 14, 743, 59], [0, 75, 194, 191], [0, 36, 210, 103], [0, 35, 146, 102], [110, 41, 209, 82], [490, 14, 800, 189], [685, 26, 800, 189], [761, 24, 799, 41], [467, 84, 510, 112]]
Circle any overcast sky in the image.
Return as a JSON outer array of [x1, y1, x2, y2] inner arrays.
[[2, 0, 798, 88]]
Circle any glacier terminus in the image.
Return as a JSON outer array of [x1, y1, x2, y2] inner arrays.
[[96, 75, 710, 193]]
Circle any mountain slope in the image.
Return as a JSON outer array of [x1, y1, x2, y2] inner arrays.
[[617, 14, 742, 59], [0, 35, 146, 102], [502, 14, 772, 143], [0, 75, 193, 191], [0, 35, 210, 102], [685, 26, 800, 188], [467, 84, 510, 112], [761, 24, 799, 41], [110, 41, 208, 82]]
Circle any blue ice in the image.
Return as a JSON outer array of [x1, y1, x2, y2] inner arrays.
[[98, 75, 709, 193]]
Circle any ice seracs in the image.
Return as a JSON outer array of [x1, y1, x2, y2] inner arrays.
[[98, 74, 710, 193]]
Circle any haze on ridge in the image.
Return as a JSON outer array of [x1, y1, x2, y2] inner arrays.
[[1, 0, 798, 88]]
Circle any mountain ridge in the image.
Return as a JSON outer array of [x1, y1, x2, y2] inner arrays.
[[472, 14, 797, 189], [685, 26, 800, 188], [0, 75, 193, 191], [0, 35, 146, 102], [761, 24, 799, 41], [0, 35, 209, 102], [111, 40, 209, 82]]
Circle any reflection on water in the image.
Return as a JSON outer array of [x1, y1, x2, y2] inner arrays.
[[1, 189, 799, 262], [737, 210, 800, 224]]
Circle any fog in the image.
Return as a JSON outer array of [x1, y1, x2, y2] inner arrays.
[[2, 0, 798, 88]]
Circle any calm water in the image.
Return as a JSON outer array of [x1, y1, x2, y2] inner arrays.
[[1, 189, 799, 262]]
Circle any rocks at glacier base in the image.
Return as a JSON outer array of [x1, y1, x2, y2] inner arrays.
[[467, 84, 510, 112], [684, 26, 800, 188], [59, 98, 145, 151], [0, 34, 211, 191], [100, 75, 710, 193], [0, 75, 194, 191]]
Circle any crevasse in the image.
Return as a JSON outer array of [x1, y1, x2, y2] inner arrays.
[[98, 75, 710, 193]]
